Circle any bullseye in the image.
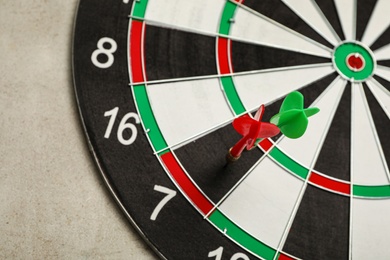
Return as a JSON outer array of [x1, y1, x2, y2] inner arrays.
[[346, 53, 365, 72], [333, 42, 375, 82]]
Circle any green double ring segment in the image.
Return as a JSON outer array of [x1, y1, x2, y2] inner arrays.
[[333, 42, 375, 81]]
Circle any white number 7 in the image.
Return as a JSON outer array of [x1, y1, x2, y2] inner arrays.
[[150, 185, 177, 221]]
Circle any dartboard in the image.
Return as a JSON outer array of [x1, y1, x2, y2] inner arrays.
[[73, 0, 390, 259]]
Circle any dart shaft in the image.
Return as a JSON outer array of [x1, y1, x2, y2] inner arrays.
[[227, 136, 249, 162]]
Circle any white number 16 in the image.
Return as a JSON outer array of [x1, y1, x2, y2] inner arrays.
[[104, 107, 140, 145]]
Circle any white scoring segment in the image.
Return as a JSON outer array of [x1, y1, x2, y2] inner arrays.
[[276, 77, 347, 169], [375, 66, 390, 83], [233, 64, 334, 112], [281, 0, 340, 46], [351, 83, 389, 185], [230, 5, 332, 58], [146, 78, 233, 149], [374, 44, 390, 61], [218, 156, 303, 249], [144, 0, 225, 35], [334, 0, 357, 41], [366, 78, 390, 120], [361, 0, 390, 47], [351, 198, 390, 259], [374, 67, 390, 114]]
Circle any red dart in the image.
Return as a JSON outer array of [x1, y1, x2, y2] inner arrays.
[[227, 105, 280, 162]]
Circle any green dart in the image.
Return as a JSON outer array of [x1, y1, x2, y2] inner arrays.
[[270, 91, 320, 139]]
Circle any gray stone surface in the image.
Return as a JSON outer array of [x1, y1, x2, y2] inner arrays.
[[0, 1, 156, 259]]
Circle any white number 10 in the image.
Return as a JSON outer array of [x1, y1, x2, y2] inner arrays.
[[208, 247, 249, 260], [104, 107, 140, 145]]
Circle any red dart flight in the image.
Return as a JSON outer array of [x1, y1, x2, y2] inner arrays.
[[228, 105, 280, 161]]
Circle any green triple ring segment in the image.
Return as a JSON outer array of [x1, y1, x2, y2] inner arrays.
[[332, 42, 376, 82]]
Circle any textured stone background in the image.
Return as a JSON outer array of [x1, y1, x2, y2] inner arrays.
[[0, 1, 156, 259]]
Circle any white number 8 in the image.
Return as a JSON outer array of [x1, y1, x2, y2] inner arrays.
[[91, 37, 117, 69]]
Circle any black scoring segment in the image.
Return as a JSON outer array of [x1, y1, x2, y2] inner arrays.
[[365, 78, 390, 169], [315, 0, 345, 41], [374, 75, 390, 92], [174, 124, 264, 204], [231, 40, 330, 73], [371, 26, 390, 51], [314, 84, 351, 181], [144, 25, 217, 81], [283, 185, 350, 260], [355, 0, 377, 41], [377, 60, 390, 67]]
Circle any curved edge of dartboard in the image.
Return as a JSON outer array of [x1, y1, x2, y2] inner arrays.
[[71, 1, 167, 259], [72, 1, 253, 258], [72, 0, 390, 259]]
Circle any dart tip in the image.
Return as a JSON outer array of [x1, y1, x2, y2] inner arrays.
[[225, 147, 240, 166]]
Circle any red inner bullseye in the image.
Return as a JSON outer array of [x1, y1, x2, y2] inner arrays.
[[347, 54, 364, 71]]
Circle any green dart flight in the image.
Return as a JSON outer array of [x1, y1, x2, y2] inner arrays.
[[270, 91, 320, 139]]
